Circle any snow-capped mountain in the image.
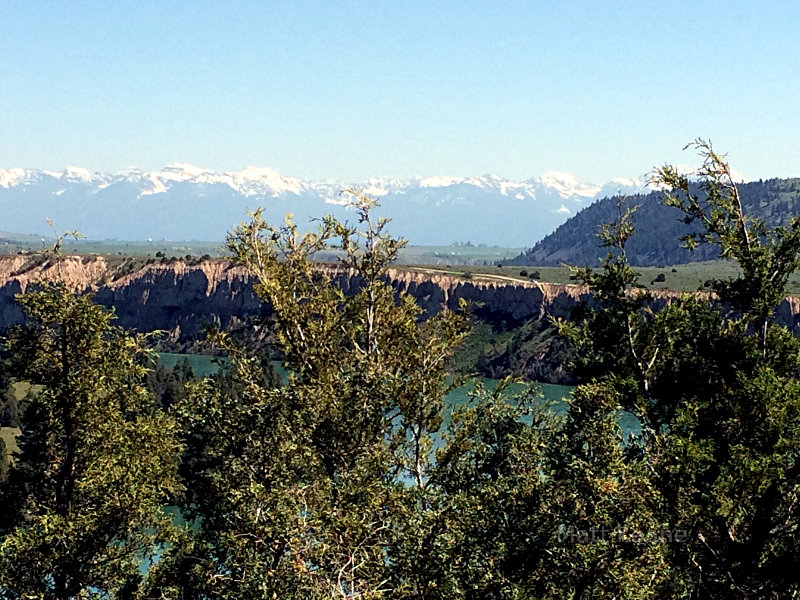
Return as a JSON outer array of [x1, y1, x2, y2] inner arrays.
[[0, 165, 653, 246]]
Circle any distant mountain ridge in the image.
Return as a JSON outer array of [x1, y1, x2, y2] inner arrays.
[[512, 177, 800, 267], [0, 164, 650, 246]]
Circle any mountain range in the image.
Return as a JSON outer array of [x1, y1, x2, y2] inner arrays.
[[0, 164, 651, 246]]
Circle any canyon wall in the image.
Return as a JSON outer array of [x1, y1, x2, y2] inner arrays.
[[0, 256, 262, 340], [1, 255, 799, 339]]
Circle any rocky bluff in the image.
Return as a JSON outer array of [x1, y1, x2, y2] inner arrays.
[[2, 254, 800, 346], [0, 255, 594, 337]]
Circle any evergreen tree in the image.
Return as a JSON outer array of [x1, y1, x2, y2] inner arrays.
[[0, 356, 14, 427], [0, 282, 183, 600], [0, 438, 7, 484], [146, 358, 196, 410], [554, 141, 800, 598]]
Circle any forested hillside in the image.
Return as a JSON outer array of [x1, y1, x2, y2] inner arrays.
[[514, 177, 800, 266]]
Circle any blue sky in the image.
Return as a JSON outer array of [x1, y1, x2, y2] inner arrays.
[[2, 1, 798, 182]]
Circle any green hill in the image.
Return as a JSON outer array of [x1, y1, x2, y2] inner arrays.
[[512, 177, 800, 267]]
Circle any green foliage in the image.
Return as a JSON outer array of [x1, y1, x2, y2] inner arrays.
[[449, 319, 516, 376], [558, 198, 656, 390], [0, 282, 184, 600], [146, 358, 196, 409], [656, 139, 800, 350], [451, 317, 574, 384], [150, 192, 482, 599], [0, 438, 7, 483], [158, 178, 798, 597], [0, 360, 16, 428], [390, 381, 558, 598], [555, 142, 800, 597]]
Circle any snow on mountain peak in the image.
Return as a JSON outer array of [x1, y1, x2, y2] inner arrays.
[[161, 163, 212, 180], [0, 164, 656, 212], [415, 174, 531, 196], [0, 168, 29, 188], [99, 164, 309, 197], [538, 171, 601, 199], [225, 166, 305, 196], [418, 176, 462, 188], [64, 166, 94, 182], [609, 177, 642, 187], [539, 170, 581, 185], [361, 183, 389, 197], [0, 164, 661, 246], [238, 166, 284, 180], [730, 169, 749, 184]]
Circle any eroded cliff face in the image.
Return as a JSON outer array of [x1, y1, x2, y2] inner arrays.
[[331, 267, 596, 323], [1, 255, 799, 339], [0, 256, 262, 340]]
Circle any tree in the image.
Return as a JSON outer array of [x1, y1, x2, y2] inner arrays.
[[0, 351, 16, 428], [127, 141, 800, 599], [656, 139, 800, 353], [542, 199, 677, 597], [153, 190, 693, 599], [0, 438, 7, 484], [649, 142, 800, 597], [150, 192, 474, 599], [146, 358, 196, 410], [386, 380, 557, 599], [555, 141, 800, 598], [0, 280, 183, 600]]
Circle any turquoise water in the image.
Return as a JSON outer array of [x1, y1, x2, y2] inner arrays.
[[156, 352, 228, 377], [156, 353, 573, 410], [154, 353, 642, 435], [445, 379, 570, 409]]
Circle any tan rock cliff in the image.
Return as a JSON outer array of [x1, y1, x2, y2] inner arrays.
[[0, 256, 797, 339]]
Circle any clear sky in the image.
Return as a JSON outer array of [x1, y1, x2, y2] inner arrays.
[[2, 1, 799, 182]]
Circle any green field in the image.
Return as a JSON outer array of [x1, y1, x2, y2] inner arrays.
[[0, 236, 229, 258], [396, 244, 526, 266], [0, 236, 526, 267], [405, 260, 800, 295]]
